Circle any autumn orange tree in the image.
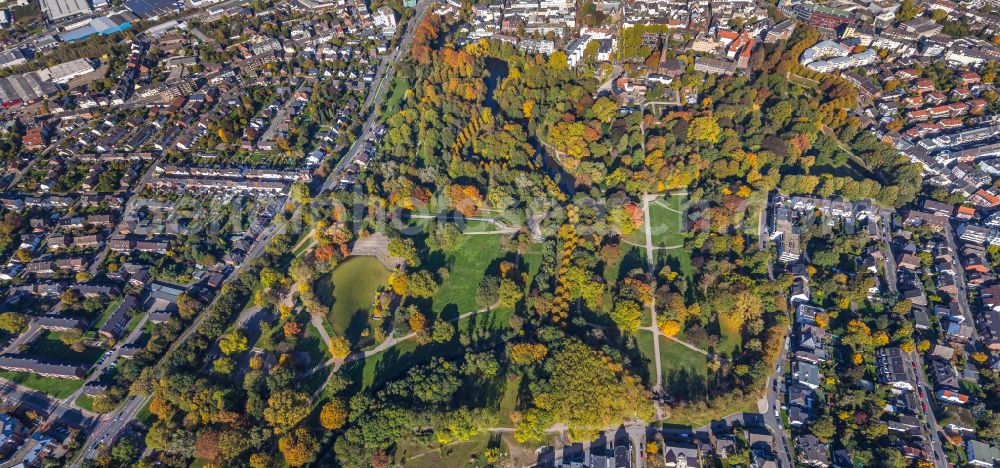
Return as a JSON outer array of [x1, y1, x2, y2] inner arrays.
[[279, 427, 318, 467], [320, 398, 348, 430]]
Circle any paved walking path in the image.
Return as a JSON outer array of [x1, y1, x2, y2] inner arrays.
[[309, 313, 332, 349], [641, 193, 663, 394]]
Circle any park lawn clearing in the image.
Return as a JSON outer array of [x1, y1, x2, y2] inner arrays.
[[635, 330, 658, 386], [655, 249, 693, 284], [649, 194, 686, 248], [460, 219, 499, 233], [635, 330, 709, 390], [430, 235, 508, 318], [344, 338, 422, 391], [659, 337, 707, 379], [717, 312, 742, 356], [29, 331, 104, 365], [0, 371, 84, 399], [498, 375, 523, 426], [393, 433, 492, 467], [382, 77, 409, 119], [315, 256, 391, 343], [457, 307, 513, 334]]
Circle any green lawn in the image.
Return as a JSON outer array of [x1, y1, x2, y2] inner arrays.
[[28, 331, 104, 365], [635, 330, 708, 391], [0, 371, 84, 399], [498, 375, 523, 426], [300, 322, 332, 368], [648, 195, 686, 248], [655, 249, 693, 285], [430, 235, 509, 318], [343, 338, 422, 391], [394, 433, 493, 467], [136, 398, 155, 425], [382, 77, 408, 118], [461, 219, 499, 233], [315, 256, 391, 343], [636, 330, 658, 386], [75, 394, 96, 412], [659, 337, 707, 378], [716, 312, 742, 356]]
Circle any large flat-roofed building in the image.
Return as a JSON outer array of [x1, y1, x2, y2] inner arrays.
[[40, 0, 93, 21], [36, 58, 95, 84], [125, 0, 179, 19], [0, 72, 59, 106], [0, 49, 28, 69]]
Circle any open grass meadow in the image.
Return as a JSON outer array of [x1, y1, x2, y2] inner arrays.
[[429, 235, 509, 318], [315, 256, 391, 342], [636, 330, 709, 391], [648, 194, 687, 248]]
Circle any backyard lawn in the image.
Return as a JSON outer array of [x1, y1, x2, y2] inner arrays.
[[315, 256, 391, 342], [0, 371, 84, 399], [29, 331, 104, 365], [90, 299, 123, 332]]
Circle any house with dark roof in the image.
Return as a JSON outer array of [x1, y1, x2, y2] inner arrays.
[[796, 434, 830, 467], [33, 316, 87, 331], [662, 441, 701, 468], [99, 295, 138, 340], [930, 359, 960, 390], [0, 355, 87, 379], [875, 347, 915, 391]]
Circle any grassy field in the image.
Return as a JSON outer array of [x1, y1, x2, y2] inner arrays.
[[0, 371, 84, 399], [648, 195, 686, 248], [315, 257, 391, 343], [29, 331, 104, 364], [636, 330, 708, 390], [394, 433, 494, 467], [75, 394, 96, 412], [136, 398, 154, 425], [430, 235, 509, 318], [382, 77, 409, 118], [659, 338, 708, 378], [497, 375, 523, 426], [343, 338, 422, 391]]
